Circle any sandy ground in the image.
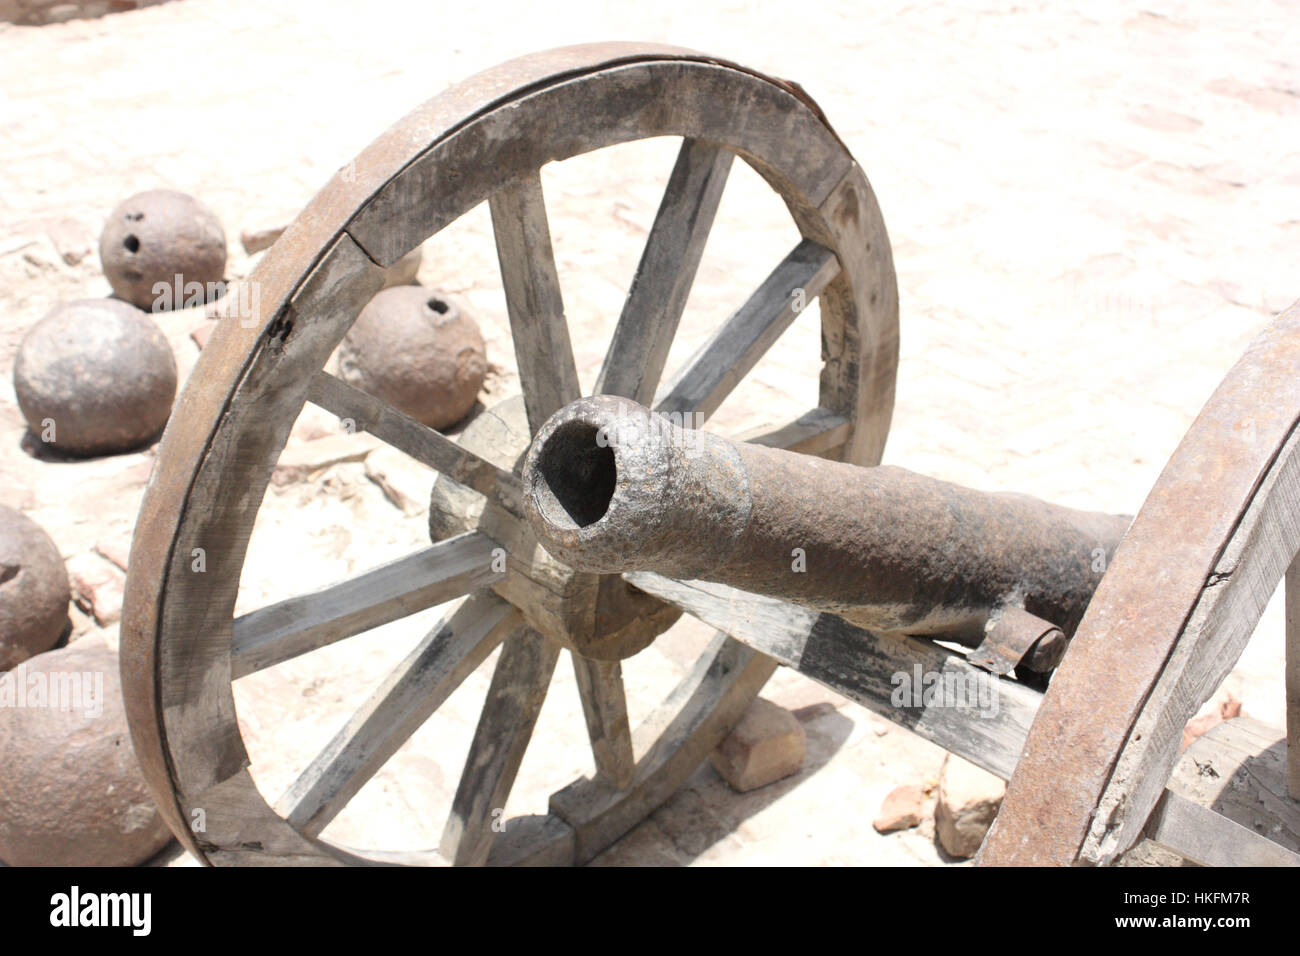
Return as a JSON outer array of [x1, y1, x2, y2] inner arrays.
[[0, 0, 1296, 865]]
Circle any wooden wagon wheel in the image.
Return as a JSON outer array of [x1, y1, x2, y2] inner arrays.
[[120, 43, 898, 866], [982, 300, 1300, 866]]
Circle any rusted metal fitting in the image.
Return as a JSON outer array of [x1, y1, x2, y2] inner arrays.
[[968, 606, 1067, 676], [523, 396, 1131, 645]]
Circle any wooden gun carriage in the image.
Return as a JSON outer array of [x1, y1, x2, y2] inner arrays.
[[121, 44, 1300, 866]]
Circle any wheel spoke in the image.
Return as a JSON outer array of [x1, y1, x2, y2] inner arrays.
[[730, 407, 851, 456], [630, 632, 764, 772], [307, 371, 524, 516], [489, 172, 581, 433], [232, 531, 503, 679], [440, 628, 561, 865], [127, 47, 901, 869], [275, 592, 519, 836], [572, 656, 635, 789], [548, 631, 777, 863], [1144, 790, 1300, 867], [595, 139, 733, 403], [655, 239, 840, 422]]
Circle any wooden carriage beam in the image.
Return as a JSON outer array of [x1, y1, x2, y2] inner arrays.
[[628, 574, 1300, 867]]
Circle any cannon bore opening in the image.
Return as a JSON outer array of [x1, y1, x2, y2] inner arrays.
[[531, 419, 616, 530]]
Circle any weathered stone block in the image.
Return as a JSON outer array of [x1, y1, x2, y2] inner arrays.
[[709, 697, 806, 793], [935, 754, 1005, 858], [874, 784, 926, 833]]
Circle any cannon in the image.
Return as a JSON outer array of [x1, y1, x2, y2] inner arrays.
[[120, 43, 1299, 866], [523, 394, 1130, 661]]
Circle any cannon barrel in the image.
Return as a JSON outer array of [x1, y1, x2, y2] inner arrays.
[[521, 396, 1131, 647]]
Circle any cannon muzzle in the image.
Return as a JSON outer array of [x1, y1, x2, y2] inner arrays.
[[522, 396, 1130, 649]]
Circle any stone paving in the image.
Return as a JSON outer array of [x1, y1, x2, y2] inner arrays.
[[0, 0, 1296, 865]]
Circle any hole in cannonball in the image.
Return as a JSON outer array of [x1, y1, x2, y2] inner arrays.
[[427, 298, 449, 314], [123, 235, 140, 254]]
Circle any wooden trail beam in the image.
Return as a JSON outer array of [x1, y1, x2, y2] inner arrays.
[[631, 574, 1300, 866]]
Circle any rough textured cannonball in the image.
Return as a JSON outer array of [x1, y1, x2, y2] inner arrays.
[[100, 189, 227, 311], [0, 506, 69, 671], [13, 299, 178, 456], [0, 634, 173, 866], [338, 286, 486, 430]]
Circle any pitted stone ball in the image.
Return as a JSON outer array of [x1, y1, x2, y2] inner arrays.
[[0, 506, 69, 671], [99, 189, 227, 311], [0, 634, 174, 866], [13, 299, 178, 456], [338, 286, 486, 430]]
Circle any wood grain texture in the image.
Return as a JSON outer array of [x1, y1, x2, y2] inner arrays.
[[596, 138, 733, 403], [440, 628, 562, 865], [1080, 423, 1300, 864], [231, 532, 503, 678], [628, 573, 1041, 780], [347, 62, 852, 268], [731, 408, 851, 456], [806, 166, 898, 467], [489, 173, 581, 434], [1144, 791, 1300, 867], [276, 592, 520, 837], [572, 657, 636, 789], [150, 235, 389, 862], [656, 240, 840, 421], [629, 576, 1297, 869], [308, 371, 525, 516], [1159, 716, 1300, 864]]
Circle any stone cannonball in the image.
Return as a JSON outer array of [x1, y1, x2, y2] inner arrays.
[[0, 506, 69, 671], [99, 189, 227, 311], [0, 634, 174, 866], [338, 286, 487, 430], [13, 299, 178, 456]]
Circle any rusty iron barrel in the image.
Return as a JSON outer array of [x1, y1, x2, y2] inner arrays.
[[522, 396, 1131, 645]]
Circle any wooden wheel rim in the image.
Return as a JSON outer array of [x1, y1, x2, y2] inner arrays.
[[121, 43, 898, 865], [983, 301, 1300, 865]]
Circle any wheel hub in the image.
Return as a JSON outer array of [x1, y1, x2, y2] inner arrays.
[[428, 396, 678, 660]]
